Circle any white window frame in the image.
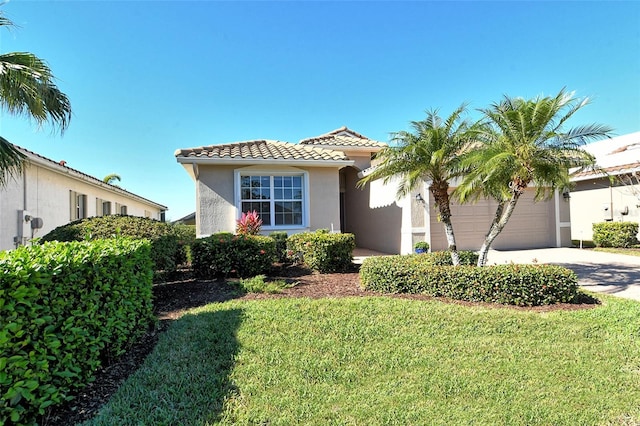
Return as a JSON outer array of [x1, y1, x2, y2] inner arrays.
[[234, 167, 310, 231]]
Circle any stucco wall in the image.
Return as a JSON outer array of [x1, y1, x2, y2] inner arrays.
[[192, 164, 342, 237], [570, 177, 640, 241], [342, 167, 402, 254], [0, 162, 165, 251]]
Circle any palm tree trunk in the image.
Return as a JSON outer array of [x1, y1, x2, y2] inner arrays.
[[430, 181, 460, 266], [477, 194, 521, 266]]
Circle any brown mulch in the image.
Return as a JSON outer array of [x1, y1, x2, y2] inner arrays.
[[40, 264, 598, 425]]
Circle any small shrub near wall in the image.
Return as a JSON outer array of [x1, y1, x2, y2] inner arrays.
[[592, 222, 639, 248], [287, 231, 356, 273], [360, 254, 578, 306], [269, 231, 289, 263], [191, 233, 277, 279], [0, 239, 154, 425]]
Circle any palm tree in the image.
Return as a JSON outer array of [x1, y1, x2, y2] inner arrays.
[[456, 89, 613, 266], [103, 173, 121, 185], [0, 12, 72, 186], [358, 105, 480, 265]]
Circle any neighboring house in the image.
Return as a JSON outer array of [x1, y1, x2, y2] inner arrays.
[[176, 127, 571, 254], [0, 144, 167, 251], [570, 131, 640, 242], [173, 211, 196, 226]]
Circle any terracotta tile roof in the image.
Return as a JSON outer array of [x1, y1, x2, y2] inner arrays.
[[300, 126, 387, 149], [175, 140, 350, 162], [572, 161, 640, 179]]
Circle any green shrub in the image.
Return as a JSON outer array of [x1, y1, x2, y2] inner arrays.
[[269, 231, 289, 263], [231, 275, 292, 294], [287, 231, 355, 273], [191, 233, 276, 279], [40, 215, 187, 278], [426, 250, 479, 266], [0, 239, 154, 425], [592, 222, 639, 248], [360, 254, 578, 306]]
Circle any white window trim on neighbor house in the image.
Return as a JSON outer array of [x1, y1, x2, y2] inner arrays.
[[234, 167, 310, 231]]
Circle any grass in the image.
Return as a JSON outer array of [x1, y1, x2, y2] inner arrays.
[[594, 247, 640, 257], [230, 274, 295, 294], [83, 296, 640, 425]]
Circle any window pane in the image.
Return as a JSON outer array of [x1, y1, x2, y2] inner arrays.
[[274, 176, 282, 186], [251, 176, 261, 188], [294, 190, 302, 200], [292, 176, 302, 187], [284, 189, 292, 199], [241, 176, 250, 187], [261, 188, 270, 199], [241, 189, 250, 199], [274, 189, 283, 199]]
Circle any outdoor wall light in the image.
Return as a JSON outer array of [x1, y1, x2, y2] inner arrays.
[[562, 190, 571, 200], [415, 193, 425, 203]]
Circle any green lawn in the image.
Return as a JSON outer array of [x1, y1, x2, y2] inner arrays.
[[594, 247, 640, 257], [84, 296, 640, 425]]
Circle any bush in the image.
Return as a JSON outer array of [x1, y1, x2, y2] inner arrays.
[[269, 231, 289, 263], [236, 210, 262, 235], [0, 239, 154, 425], [592, 222, 639, 248], [360, 254, 578, 306], [413, 241, 430, 253], [287, 231, 355, 273], [191, 233, 276, 279], [40, 215, 187, 279], [231, 275, 292, 294]]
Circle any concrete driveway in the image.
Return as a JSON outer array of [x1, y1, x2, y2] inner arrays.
[[486, 248, 640, 301]]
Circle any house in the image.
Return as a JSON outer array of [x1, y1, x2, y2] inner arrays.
[[176, 127, 571, 254], [0, 144, 167, 251], [569, 132, 640, 242]]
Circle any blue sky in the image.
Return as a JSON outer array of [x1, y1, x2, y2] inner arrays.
[[1, 1, 638, 220]]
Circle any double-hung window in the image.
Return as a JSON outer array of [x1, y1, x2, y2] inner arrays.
[[239, 174, 304, 227]]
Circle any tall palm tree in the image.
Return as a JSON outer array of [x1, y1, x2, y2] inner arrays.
[[358, 105, 480, 265], [456, 89, 612, 266], [0, 12, 72, 186]]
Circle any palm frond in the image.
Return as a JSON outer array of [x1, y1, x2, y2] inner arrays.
[[0, 136, 25, 186]]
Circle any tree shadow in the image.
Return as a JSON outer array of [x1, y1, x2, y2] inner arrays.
[[556, 261, 640, 297], [87, 307, 244, 425]]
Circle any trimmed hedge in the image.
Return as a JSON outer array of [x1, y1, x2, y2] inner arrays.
[[0, 239, 154, 425], [592, 222, 639, 248], [426, 250, 479, 266], [287, 231, 356, 273], [191, 233, 277, 279], [360, 254, 578, 306], [41, 215, 187, 278]]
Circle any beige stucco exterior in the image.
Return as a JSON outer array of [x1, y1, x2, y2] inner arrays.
[[0, 153, 167, 251], [190, 163, 342, 237], [570, 177, 640, 241]]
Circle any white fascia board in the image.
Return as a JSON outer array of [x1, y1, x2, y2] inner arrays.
[[25, 154, 168, 210], [177, 157, 355, 169]]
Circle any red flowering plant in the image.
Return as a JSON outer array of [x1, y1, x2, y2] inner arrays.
[[236, 210, 263, 235]]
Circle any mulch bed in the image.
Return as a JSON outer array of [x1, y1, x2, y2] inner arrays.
[[40, 263, 598, 425]]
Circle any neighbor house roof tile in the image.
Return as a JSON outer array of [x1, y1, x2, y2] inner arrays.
[[572, 161, 640, 179], [175, 140, 350, 162]]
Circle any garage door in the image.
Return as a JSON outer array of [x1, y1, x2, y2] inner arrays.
[[429, 189, 556, 251]]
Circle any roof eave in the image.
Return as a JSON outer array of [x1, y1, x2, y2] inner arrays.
[[176, 157, 355, 168], [22, 150, 168, 210]]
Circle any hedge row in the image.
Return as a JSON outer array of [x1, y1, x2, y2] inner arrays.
[[0, 239, 154, 425], [360, 254, 578, 306], [192, 233, 277, 278], [592, 222, 639, 248], [287, 230, 355, 273], [40, 215, 194, 279]]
